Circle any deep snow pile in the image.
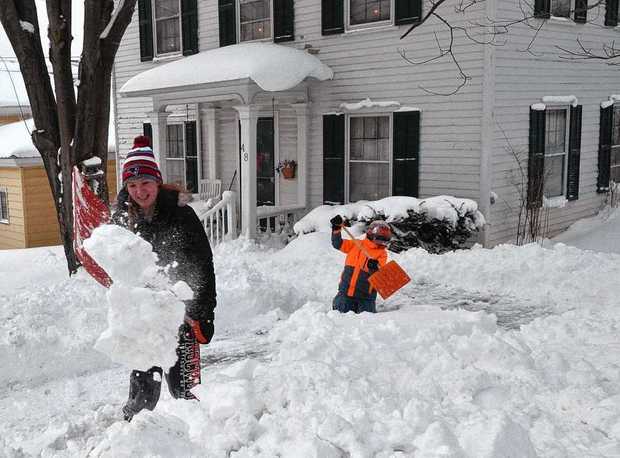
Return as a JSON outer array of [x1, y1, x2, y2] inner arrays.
[[84, 225, 189, 370], [1, 224, 620, 456]]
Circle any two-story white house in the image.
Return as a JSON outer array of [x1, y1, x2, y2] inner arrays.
[[112, 0, 620, 244]]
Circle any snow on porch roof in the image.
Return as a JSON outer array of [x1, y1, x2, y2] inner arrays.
[[119, 42, 334, 96]]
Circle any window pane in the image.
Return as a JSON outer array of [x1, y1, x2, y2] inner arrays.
[[0, 189, 8, 222], [613, 106, 620, 146], [167, 125, 183, 158], [550, 0, 570, 17], [156, 17, 180, 54], [611, 147, 620, 182], [350, 116, 389, 161], [240, 0, 271, 41], [166, 160, 184, 188], [155, 0, 179, 18], [350, 0, 390, 25], [350, 162, 389, 202], [544, 155, 564, 197], [545, 109, 566, 155]]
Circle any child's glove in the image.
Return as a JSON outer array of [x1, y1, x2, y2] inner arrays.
[[330, 215, 344, 230], [367, 259, 379, 271], [184, 316, 214, 344]]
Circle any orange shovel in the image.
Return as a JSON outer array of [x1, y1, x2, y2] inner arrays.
[[342, 226, 411, 300]]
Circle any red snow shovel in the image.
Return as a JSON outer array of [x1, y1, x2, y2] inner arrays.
[[72, 166, 112, 287], [342, 226, 411, 300]]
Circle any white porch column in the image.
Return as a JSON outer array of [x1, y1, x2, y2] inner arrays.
[[233, 104, 258, 238], [200, 106, 218, 180], [147, 110, 170, 181], [291, 103, 309, 208]]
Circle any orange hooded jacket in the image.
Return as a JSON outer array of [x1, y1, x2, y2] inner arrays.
[[332, 227, 388, 300]]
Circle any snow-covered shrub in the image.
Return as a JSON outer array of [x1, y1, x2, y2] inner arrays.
[[294, 196, 485, 254]]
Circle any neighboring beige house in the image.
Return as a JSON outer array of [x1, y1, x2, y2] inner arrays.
[[112, 0, 620, 244], [0, 119, 117, 250]]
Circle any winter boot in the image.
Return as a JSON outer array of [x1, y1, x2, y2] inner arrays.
[[122, 366, 163, 421]]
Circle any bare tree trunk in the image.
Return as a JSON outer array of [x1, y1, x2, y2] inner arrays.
[[0, 0, 137, 275]]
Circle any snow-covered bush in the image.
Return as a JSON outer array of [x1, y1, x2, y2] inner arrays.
[[294, 196, 485, 254]]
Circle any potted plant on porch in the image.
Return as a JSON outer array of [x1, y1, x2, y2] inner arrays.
[[276, 159, 297, 179]]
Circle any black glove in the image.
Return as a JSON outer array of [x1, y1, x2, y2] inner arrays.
[[184, 316, 214, 344], [330, 215, 344, 230], [367, 259, 379, 272]]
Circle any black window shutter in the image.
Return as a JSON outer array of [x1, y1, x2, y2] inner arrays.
[[323, 114, 345, 204], [528, 107, 546, 208], [534, 0, 551, 18], [597, 105, 613, 192], [142, 122, 153, 144], [181, 0, 199, 55], [605, 0, 618, 26], [574, 0, 588, 22], [274, 0, 295, 42], [392, 111, 420, 197], [185, 121, 198, 193], [138, 0, 154, 61], [218, 0, 237, 47], [566, 105, 582, 200], [395, 0, 422, 25], [321, 0, 344, 35]]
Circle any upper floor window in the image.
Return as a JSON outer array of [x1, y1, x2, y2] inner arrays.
[[550, 0, 570, 17], [349, 0, 391, 26], [239, 0, 272, 41], [138, 0, 198, 62], [154, 0, 181, 55]]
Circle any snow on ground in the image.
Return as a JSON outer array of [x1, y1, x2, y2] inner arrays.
[[0, 211, 619, 456], [547, 207, 620, 254]]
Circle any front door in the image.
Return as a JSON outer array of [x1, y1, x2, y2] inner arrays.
[[256, 117, 275, 206]]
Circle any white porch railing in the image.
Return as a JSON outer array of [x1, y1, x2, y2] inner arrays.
[[257, 204, 306, 236], [198, 190, 237, 247]]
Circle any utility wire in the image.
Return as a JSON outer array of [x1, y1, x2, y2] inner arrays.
[[0, 54, 31, 134]]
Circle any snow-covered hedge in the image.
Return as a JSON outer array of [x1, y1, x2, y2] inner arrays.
[[293, 196, 486, 253]]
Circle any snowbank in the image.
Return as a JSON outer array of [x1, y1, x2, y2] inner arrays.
[[293, 196, 486, 235]]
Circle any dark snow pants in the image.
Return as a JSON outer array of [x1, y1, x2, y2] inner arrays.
[[122, 323, 200, 421], [332, 293, 377, 314]]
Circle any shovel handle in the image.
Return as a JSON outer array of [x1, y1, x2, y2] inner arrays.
[[341, 225, 376, 260]]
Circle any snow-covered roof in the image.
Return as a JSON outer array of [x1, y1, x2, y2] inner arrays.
[[120, 43, 334, 96], [0, 117, 116, 159]]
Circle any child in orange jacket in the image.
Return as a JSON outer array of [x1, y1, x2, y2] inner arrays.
[[330, 216, 392, 314]]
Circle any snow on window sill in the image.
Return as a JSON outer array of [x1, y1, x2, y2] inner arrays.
[[153, 53, 183, 63], [548, 15, 572, 23], [345, 21, 393, 34], [543, 196, 568, 209]]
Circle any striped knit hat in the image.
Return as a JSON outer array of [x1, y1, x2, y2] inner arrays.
[[122, 136, 163, 185]]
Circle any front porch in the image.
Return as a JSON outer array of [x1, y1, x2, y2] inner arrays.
[[119, 43, 333, 239]]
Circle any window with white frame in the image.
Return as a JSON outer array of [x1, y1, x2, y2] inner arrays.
[[550, 0, 570, 17], [239, 0, 272, 41], [349, 0, 391, 26], [543, 108, 569, 197], [611, 105, 620, 183], [0, 187, 9, 223], [165, 124, 199, 193], [348, 115, 390, 202], [154, 0, 182, 55]]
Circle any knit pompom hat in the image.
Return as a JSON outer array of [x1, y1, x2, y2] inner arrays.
[[122, 136, 163, 185]]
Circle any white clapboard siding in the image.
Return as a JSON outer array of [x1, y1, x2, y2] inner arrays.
[[486, 0, 619, 245]]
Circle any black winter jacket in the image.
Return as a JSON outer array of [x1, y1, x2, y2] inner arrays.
[[112, 187, 216, 321]]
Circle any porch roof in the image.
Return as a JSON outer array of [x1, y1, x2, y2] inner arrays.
[[119, 43, 333, 98]]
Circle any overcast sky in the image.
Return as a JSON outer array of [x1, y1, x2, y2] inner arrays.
[[0, 1, 84, 58]]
